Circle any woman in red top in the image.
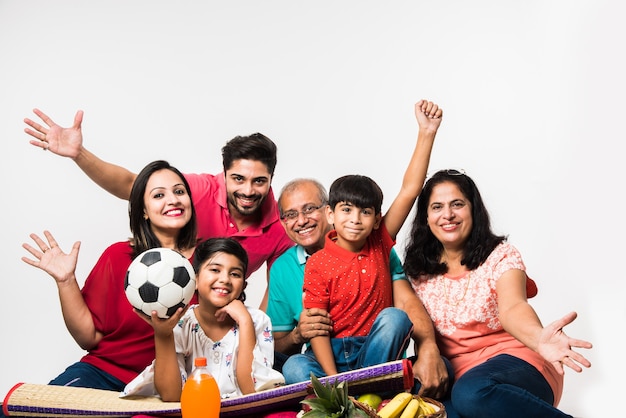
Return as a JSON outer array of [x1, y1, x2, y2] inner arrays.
[[19, 160, 197, 391]]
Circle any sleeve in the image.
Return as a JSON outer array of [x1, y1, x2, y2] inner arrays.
[[302, 256, 330, 310], [493, 243, 526, 282], [266, 254, 302, 332], [81, 242, 132, 333], [250, 310, 286, 391], [389, 246, 407, 282]]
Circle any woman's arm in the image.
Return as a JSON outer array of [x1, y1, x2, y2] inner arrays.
[[21, 230, 102, 350], [497, 269, 592, 374]]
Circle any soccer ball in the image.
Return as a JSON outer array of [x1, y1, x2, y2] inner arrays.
[[124, 248, 196, 319]]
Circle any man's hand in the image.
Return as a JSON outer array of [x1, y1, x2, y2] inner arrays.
[[294, 308, 332, 345], [24, 108, 84, 158]]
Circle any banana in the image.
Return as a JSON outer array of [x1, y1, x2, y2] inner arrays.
[[377, 392, 413, 418], [398, 398, 420, 418], [416, 396, 437, 416]]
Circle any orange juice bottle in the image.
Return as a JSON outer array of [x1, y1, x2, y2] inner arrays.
[[180, 357, 221, 418]]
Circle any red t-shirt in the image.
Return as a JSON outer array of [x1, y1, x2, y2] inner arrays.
[[303, 223, 394, 338]]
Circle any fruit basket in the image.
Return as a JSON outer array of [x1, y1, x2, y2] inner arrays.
[[412, 396, 446, 418]]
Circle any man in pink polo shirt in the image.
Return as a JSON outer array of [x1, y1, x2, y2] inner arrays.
[[24, 109, 293, 310]]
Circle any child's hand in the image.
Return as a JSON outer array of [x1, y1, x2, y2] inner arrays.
[[415, 100, 443, 134], [134, 306, 187, 338], [215, 299, 251, 325]]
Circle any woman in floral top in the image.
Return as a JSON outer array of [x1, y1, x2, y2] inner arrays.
[[403, 169, 592, 418]]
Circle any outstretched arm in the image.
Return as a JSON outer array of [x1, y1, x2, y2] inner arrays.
[[497, 269, 592, 374], [384, 100, 443, 239], [24, 109, 137, 200], [21, 230, 102, 350]]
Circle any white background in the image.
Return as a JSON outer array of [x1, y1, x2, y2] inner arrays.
[[1, 1, 623, 416]]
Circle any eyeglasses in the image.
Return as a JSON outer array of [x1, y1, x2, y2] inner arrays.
[[280, 204, 325, 223]]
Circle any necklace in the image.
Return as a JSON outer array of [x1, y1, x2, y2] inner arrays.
[[442, 272, 472, 306]]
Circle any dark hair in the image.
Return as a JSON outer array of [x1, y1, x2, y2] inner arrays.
[[278, 178, 328, 217], [193, 237, 249, 302], [403, 169, 506, 277], [221, 133, 277, 176], [129, 160, 198, 257], [328, 175, 384, 214]]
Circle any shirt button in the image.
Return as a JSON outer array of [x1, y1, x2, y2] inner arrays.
[[362, 269, 366, 274]]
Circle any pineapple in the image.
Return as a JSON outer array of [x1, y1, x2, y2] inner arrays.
[[300, 374, 376, 418]]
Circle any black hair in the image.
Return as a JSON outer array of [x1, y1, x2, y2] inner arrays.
[[403, 169, 506, 277], [221, 133, 277, 176], [328, 174, 384, 214]]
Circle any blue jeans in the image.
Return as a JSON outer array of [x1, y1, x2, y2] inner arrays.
[[48, 361, 125, 390], [443, 354, 571, 418], [282, 307, 413, 384], [1, 362, 125, 418]]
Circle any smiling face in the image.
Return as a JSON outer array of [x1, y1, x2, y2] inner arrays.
[[328, 202, 381, 253], [279, 181, 330, 254], [225, 159, 272, 217], [196, 252, 246, 308], [426, 181, 473, 251], [143, 169, 193, 243]]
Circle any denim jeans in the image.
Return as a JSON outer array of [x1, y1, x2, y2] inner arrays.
[[47, 361, 125, 390], [0, 362, 125, 418], [282, 307, 413, 384], [443, 354, 572, 418]]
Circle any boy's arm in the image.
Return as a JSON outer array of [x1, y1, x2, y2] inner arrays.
[[309, 335, 338, 376], [384, 100, 443, 240], [24, 108, 137, 200]]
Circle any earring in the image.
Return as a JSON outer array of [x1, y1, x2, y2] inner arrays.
[[143, 214, 149, 220]]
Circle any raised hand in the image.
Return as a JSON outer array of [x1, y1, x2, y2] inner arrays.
[[24, 108, 84, 158], [414, 99, 443, 134], [22, 230, 80, 285], [537, 311, 593, 375]]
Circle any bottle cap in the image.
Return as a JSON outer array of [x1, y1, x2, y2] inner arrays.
[[194, 357, 207, 367]]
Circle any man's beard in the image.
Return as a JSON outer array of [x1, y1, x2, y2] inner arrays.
[[229, 192, 265, 216]]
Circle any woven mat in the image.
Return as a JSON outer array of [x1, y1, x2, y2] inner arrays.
[[3, 359, 413, 417]]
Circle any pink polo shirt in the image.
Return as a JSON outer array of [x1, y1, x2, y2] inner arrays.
[[184, 172, 293, 277]]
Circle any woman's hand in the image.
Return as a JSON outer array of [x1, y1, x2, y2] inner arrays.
[[538, 311, 593, 374], [22, 230, 80, 285]]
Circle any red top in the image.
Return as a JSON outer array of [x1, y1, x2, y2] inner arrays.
[[303, 223, 395, 338], [184, 172, 293, 276]]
